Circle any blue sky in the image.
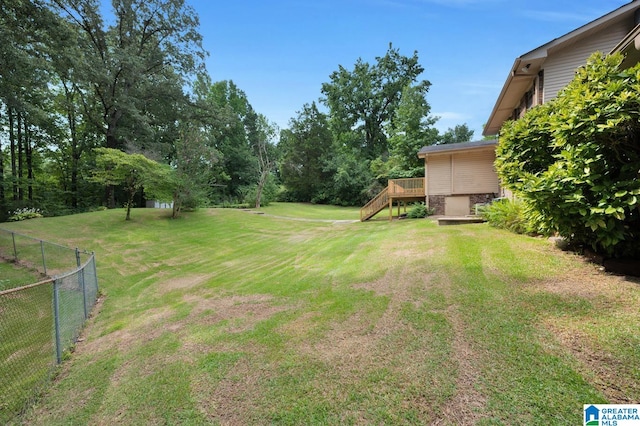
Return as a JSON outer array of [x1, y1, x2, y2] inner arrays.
[[189, 0, 629, 139]]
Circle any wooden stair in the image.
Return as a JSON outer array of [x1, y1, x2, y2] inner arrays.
[[360, 187, 389, 221], [360, 178, 425, 221]]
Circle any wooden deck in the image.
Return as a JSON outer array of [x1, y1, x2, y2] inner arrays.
[[360, 178, 425, 221]]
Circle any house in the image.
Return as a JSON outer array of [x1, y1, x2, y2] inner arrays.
[[364, 2, 640, 220], [415, 2, 640, 217], [483, 0, 640, 136], [417, 140, 501, 216]]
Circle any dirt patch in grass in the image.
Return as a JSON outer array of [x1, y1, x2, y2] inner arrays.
[[155, 273, 215, 294], [545, 324, 640, 403], [184, 293, 283, 333], [533, 257, 640, 403], [437, 306, 489, 425], [199, 355, 265, 425]]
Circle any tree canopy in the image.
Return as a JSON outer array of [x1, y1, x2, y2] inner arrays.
[[1, 2, 467, 218]]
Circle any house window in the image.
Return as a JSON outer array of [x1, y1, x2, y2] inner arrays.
[[525, 87, 534, 110], [537, 70, 544, 105]]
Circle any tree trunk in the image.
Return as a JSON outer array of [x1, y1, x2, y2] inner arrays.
[[9, 108, 17, 201], [25, 119, 33, 201], [255, 170, 268, 209], [105, 115, 121, 208], [71, 152, 79, 209], [0, 107, 4, 204], [17, 112, 23, 201], [172, 191, 181, 219], [66, 84, 80, 209]]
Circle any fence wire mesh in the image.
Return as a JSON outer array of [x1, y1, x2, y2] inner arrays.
[[0, 229, 98, 423]]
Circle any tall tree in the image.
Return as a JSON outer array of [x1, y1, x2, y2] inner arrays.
[[0, 0, 60, 211], [440, 124, 474, 145], [385, 85, 439, 177], [51, 0, 204, 147], [170, 125, 224, 218], [246, 112, 279, 208], [196, 80, 257, 202], [51, 0, 205, 206], [279, 102, 334, 202], [321, 44, 428, 161]]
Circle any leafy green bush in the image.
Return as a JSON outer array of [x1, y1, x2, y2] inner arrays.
[[406, 202, 433, 219], [496, 53, 640, 258], [479, 199, 533, 234], [8, 207, 43, 222]]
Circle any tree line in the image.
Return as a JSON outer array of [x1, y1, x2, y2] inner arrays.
[[0, 1, 472, 221]]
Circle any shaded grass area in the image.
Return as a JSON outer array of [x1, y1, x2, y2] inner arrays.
[[256, 202, 360, 220], [1, 206, 638, 424], [0, 260, 43, 291]]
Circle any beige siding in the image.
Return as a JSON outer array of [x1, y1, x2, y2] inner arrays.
[[452, 150, 499, 194], [543, 20, 632, 102], [427, 155, 451, 195]]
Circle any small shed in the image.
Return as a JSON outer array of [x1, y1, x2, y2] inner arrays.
[[418, 140, 503, 216], [145, 200, 173, 209]]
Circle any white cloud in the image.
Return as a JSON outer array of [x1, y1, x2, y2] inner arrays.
[[433, 111, 470, 121]]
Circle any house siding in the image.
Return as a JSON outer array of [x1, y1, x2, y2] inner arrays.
[[543, 20, 632, 102], [427, 155, 451, 195], [451, 150, 499, 195]]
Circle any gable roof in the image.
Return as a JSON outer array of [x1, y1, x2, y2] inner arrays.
[[483, 1, 640, 136], [418, 139, 497, 158], [612, 22, 640, 67]]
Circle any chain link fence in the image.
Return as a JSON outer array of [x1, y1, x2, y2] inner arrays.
[[0, 229, 99, 423]]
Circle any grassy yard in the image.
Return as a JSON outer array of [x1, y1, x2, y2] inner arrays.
[[2, 204, 639, 425], [0, 260, 43, 291]]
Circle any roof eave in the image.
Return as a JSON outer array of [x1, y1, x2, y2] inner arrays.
[[483, 0, 640, 136]]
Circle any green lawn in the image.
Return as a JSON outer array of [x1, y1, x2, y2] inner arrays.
[[0, 260, 43, 291], [1, 204, 638, 425]]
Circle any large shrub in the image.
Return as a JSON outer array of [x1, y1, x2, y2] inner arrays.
[[496, 53, 640, 258]]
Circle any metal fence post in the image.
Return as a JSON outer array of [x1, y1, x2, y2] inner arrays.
[[76, 248, 88, 319], [41, 240, 47, 276], [92, 253, 99, 293], [11, 232, 17, 260], [53, 278, 62, 364]]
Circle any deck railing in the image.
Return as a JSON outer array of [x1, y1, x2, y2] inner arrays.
[[360, 178, 425, 221], [360, 187, 389, 221], [388, 178, 424, 196]]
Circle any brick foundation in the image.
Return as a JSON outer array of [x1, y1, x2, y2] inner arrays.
[[428, 193, 496, 216], [428, 195, 446, 215]]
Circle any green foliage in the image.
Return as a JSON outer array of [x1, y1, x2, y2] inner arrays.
[[385, 85, 439, 175], [90, 148, 174, 220], [279, 103, 334, 202], [7, 207, 43, 222], [406, 202, 433, 218], [240, 174, 279, 207], [321, 44, 430, 161], [322, 149, 375, 206], [439, 123, 474, 145], [479, 199, 533, 235], [496, 53, 640, 258]]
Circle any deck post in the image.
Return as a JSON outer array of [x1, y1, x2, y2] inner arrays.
[[388, 198, 393, 221]]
